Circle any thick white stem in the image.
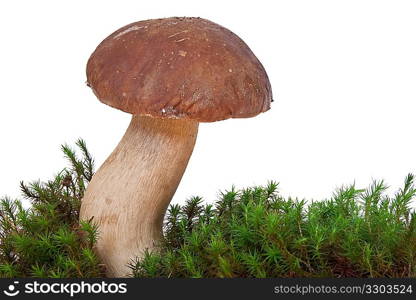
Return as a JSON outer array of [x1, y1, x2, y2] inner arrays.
[[80, 115, 198, 277]]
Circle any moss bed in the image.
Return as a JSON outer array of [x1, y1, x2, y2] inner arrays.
[[0, 140, 415, 278]]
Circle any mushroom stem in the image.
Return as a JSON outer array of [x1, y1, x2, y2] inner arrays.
[[80, 115, 198, 277]]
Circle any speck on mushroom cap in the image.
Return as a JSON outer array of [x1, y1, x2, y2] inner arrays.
[[86, 17, 272, 122]]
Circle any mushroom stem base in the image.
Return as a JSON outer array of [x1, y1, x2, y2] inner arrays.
[[80, 115, 198, 277]]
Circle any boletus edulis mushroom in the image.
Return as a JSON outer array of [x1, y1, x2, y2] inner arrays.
[[81, 17, 272, 277]]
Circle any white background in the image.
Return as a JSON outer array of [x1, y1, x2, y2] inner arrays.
[[1, 0, 415, 207]]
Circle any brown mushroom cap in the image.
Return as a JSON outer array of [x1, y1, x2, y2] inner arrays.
[[87, 17, 272, 122]]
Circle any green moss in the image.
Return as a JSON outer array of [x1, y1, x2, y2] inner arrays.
[[132, 180, 416, 278], [1, 141, 415, 278], [0, 140, 102, 278]]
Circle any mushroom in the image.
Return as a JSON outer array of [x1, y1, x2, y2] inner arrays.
[[81, 17, 272, 277]]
